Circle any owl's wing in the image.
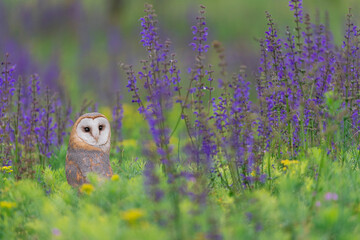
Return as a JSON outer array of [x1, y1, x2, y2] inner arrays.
[[87, 151, 113, 178], [66, 154, 87, 187]]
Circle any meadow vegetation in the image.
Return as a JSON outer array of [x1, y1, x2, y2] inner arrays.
[[1, 0, 360, 239]]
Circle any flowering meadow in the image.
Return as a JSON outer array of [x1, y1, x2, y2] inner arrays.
[[2, 1, 360, 239]]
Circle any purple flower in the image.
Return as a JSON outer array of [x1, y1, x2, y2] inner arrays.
[[289, 0, 303, 23], [52, 228, 61, 236], [324, 192, 338, 201], [112, 91, 123, 153]]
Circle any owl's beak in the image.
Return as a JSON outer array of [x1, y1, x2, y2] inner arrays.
[[94, 135, 99, 142]]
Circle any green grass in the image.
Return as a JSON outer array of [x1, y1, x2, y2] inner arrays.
[[1, 141, 360, 239]]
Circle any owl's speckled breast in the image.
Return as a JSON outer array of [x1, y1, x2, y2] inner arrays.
[[66, 148, 113, 187]]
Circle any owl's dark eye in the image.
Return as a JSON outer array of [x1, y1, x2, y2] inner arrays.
[[84, 127, 90, 132], [99, 125, 103, 131]]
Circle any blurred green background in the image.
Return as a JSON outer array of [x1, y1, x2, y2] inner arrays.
[[1, 0, 359, 108]]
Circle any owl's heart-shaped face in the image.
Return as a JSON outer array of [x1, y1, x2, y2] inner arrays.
[[76, 117, 110, 147]]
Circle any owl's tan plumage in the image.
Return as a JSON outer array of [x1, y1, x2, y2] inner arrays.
[[66, 112, 113, 188]]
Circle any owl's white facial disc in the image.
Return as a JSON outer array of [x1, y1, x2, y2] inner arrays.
[[76, 117, 110, 147]]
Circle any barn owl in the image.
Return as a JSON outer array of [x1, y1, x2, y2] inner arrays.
[[66, 112, 113, 187]]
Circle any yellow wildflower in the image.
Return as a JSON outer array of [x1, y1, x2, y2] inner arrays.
[[120, 139, 137, 148], [281, 160, 299, 172], [121, 208, 145, 225], [250, 170, 256, 177], [111, 174, 120, 181], [0, 201, 17, 209], [1, 166, 13, 173], [80, 183, 95, 195], [281, 160, 299, 166]]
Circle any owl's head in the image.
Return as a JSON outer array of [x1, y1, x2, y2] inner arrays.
[[69, 112, 111, 153]]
